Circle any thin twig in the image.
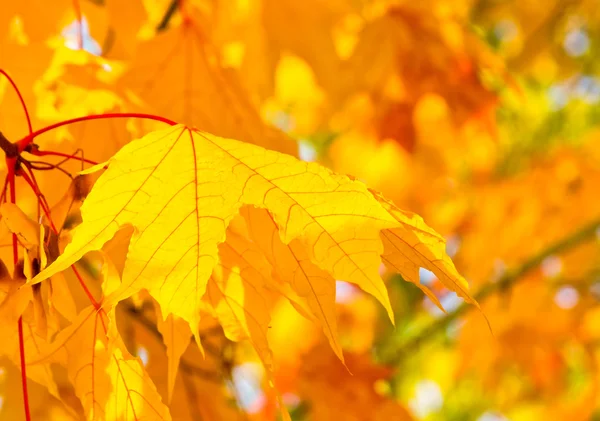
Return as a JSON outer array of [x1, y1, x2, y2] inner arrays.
[[27, 160, 74, 179], [157, 0, 179, 32], [387, 217, 600, 363]]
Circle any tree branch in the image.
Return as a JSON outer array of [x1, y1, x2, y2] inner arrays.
[[157, 0, 179, 32], [508, 0, 581, 70], [387, 217, 600, 363]]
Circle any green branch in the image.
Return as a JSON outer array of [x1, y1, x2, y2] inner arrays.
[[387, 217, 600, 363]]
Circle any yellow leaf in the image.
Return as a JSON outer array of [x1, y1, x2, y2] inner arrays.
[[0, 267, 59, 396], [32, 125, 477, 354], [0, 202, 78, 323], [32, 125, 402, 325], [374, 191, 476, 307], [0, 286, 33, 342], [29, 306, 112, 420], [155, 307, 191, 404], [207, 229, 274, 371], [0, 357, 80, 420], [0, 202, 40, 251], [242, 206, 343, 361], [101, 252, 122, 298], [46, 271, 78, 322], [30, 305, 172, 421], [105, 347, 172, 421]]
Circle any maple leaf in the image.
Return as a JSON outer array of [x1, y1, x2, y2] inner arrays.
[[29, 306, 112, 419], [0, 282, 60, 402], [29, 305, 172, 421], [244, 0, 349, 96], [299, 343, 414, 421], [155, 306, 191, 404], [105, 347, 172, 421], [31, 124, 474, 360], [241, 205, 343, 360], [2, 1, 600, 420], [119, 18, 297, 155], [205, 229, 274, 371], [373, 191, 475, 308]]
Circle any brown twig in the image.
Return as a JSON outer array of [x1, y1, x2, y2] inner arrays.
[[0, 132, 18, 158], [157, 0, 179, 32]]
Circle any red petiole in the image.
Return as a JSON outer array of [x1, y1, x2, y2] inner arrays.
[[17, 112, 176, 152], [1, 68, 177, 420]]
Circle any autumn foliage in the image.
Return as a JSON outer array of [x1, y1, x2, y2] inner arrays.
[[1, 1, 600, 420]]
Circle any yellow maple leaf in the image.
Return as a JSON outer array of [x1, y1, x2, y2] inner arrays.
[[206, 228, 274, 371], [31, 125, 393, 323], [105, 347, 172, 421], [155, 305, 192, 404], [373, 191, 476, 308], [30, 305, 172, 421], [242, 205, 343, 361], [29, 306, 112, 419], [31, 124, 475, 364], [0, 283, 60, 403]]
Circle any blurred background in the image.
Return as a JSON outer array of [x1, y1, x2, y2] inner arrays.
[[232, 1, 600, 419], [2, 0, 600, 420]]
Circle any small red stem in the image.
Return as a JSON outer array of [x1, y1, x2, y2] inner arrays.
[[31, 149, 99, 166], [0, 88, 175, 421], [17, 112, 177, 151], [71, 266, 99, 309], [3, 71, 32, 421], [7, 160, 32, 421], [0, 69, 33, 136], [18, 165, 101, 309], [9, 163, 18, 263]]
